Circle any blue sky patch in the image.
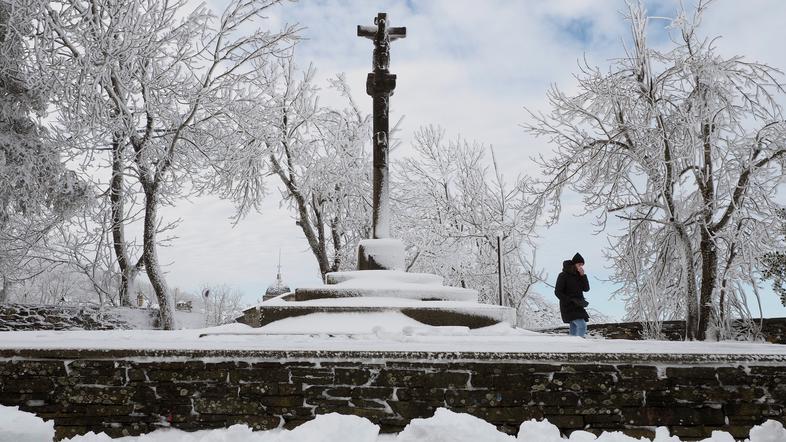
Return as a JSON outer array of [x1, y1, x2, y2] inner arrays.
[[559, 16, 596, 45]]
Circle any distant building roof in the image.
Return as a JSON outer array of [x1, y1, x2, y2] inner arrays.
[[263, 254, 290, 301]]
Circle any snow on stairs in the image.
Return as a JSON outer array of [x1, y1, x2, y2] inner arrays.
[[293, 271, 478, 302], [238, 270, 516, 329]]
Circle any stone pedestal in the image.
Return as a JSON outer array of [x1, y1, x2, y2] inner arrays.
[[357, 238, 405, 270]]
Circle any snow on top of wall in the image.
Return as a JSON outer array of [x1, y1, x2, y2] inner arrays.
[[1, 319, 786, 359]]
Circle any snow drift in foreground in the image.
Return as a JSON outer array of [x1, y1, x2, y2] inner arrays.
[[2, 405, 785, 442], [0, 404, 55, 441]]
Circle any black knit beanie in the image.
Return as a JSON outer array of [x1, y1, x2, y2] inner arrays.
[[572, 253, 585, 264]]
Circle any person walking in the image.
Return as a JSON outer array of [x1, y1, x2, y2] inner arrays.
[[555, 253, 590, 337]]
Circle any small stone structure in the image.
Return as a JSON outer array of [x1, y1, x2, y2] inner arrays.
[[0, 347, 783, 440]]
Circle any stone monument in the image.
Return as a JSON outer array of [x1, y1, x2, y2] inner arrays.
[[356, 12, 406, 271], [237, 13, 515, 330]]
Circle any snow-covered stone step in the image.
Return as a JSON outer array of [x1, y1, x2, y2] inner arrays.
[[324, 270, 443, 286], [239, 302, 515, 329], [294, 283, 478, 302]]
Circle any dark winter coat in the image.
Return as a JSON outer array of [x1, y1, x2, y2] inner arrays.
[[555, 260, 590, 323]]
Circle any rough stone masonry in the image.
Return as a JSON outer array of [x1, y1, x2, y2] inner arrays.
[[0, 348, 784, 440]]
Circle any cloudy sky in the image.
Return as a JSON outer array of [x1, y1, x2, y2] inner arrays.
[[158, 0, 786, 321]]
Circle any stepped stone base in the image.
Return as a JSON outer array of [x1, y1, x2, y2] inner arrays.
[[241, 268, 516, 330], [293, 285, 477, 302], [326, 270, 442, 285]]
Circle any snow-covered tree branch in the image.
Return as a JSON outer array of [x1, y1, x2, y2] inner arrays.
[[34, 0, 298, 328], [0, 0, 87, 302], [523, 1, 786, 340], [393, 126, 551, 327], [217, 56, 372, 278]]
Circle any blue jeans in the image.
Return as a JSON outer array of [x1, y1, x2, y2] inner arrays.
[[569, 319, 587, 337]]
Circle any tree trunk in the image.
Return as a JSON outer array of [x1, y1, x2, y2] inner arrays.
[[0, 275, 8, 304], [697, 120, 717, 341], [142, 184, 175, 330], [110, 133, 133, 307], [311, 197, 330, 278], [269, 152, 330, 279], [698, 231, 718, 340], [674, 224, 699, 340]]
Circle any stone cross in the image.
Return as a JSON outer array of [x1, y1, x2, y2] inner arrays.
[[357, 13, 406, 239]]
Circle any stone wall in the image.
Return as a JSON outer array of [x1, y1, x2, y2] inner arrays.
[[540, 317, 786, 344], [0, 348, 784, 440], [0, 304, 135, 331]]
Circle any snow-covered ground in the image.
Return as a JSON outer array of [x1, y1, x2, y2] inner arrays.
[[1, 404, 784, 442], [0, 313, 785, 357]]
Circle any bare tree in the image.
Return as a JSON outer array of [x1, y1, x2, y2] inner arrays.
[[219, 58, 372, 278], [0, 0, 87, 302], [199, 284, 245, 327], [37, 0, 297, 328], [523, 1, 786, 340], [394, 126, 549, 326]]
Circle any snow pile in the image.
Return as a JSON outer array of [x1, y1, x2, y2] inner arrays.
[[284, 413, 379, 442], [517, 418, 563, 441], [63, 414, 378, 442], [396, 408, 514, 441], [3, 404, 786, 442], [749, 419, 786, 442], [0, 404, 55, 441], [258, 312, 426, 335]]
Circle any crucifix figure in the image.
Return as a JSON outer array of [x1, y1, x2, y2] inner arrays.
[[358, 13, 406, 239]]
